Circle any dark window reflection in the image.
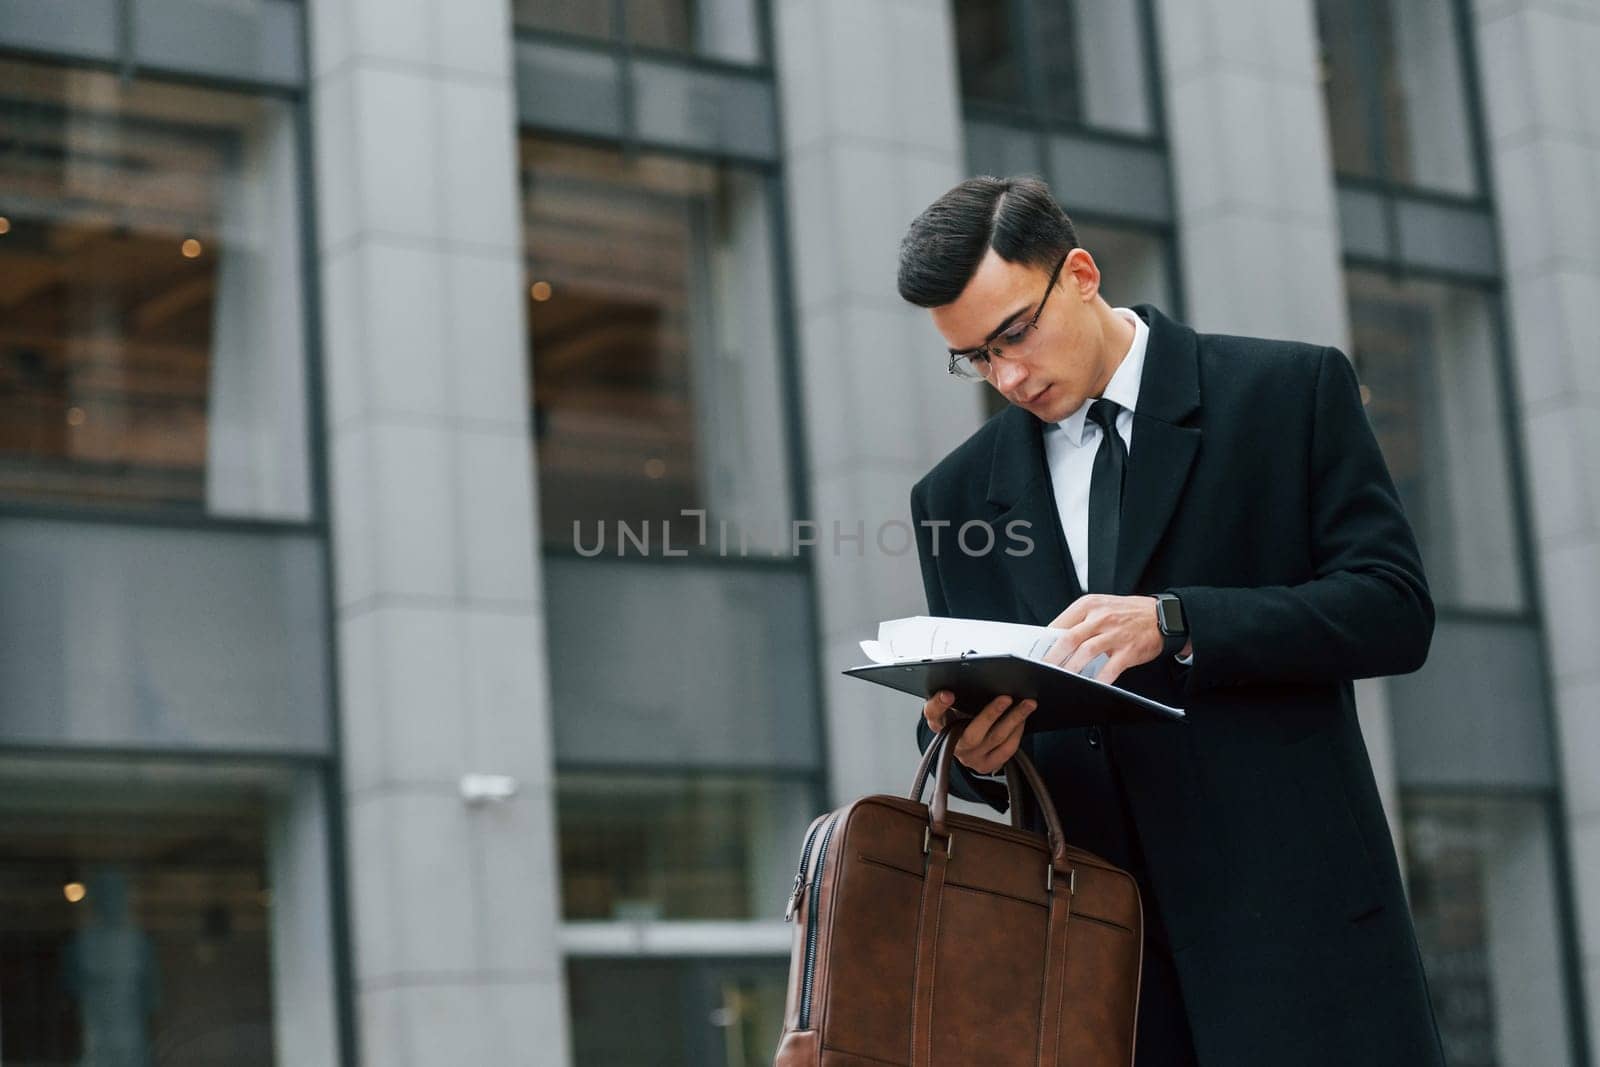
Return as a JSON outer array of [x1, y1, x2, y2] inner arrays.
[[954, 0, 1151, 134], [558, 772, 817, 921], [1403, 794, 1572, 1067], [0, 800, 274, 1065], [514, 0, 763, 64], [1030, 0, 1081, 121], [520, 137, 790, 553], [1346, 271, 1523, 612], [1316, 0, 1379, 180], [0, 59, 310, 518], [568, 956, 789, 1067], [956, 0, 1026, 110], [1315, 0, 1478, 194]]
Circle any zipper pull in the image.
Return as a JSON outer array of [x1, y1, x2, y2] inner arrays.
[[784, 875, 805, 922]]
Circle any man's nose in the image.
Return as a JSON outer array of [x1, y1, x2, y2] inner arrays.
[[992, 356, 1029, 395]]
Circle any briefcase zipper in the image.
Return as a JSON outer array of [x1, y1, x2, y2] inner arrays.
[[784, 815, 828, 923], [798, 814, 839, 1030]]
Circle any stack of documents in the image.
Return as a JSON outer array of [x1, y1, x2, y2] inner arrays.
[[847, 616, 1184, 730]]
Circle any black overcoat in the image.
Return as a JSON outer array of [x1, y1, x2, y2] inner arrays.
[[910, 305, 1444, 1066]]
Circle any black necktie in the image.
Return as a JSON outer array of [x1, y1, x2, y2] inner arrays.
[[1086, 398, 1126, 594]]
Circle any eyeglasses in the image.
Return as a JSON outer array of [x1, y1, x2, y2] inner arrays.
[[946, 255, 1068, 382]]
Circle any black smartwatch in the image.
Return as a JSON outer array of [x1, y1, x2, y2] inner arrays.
[[1154, 592, 1188, 657]]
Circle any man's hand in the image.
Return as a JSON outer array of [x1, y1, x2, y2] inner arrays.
[[922, 690, 1037, 775], [1042, 594, 1183, 685]]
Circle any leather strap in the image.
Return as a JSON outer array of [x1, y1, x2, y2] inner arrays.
[[1036, 861, 1075, 1065], [908, 725, 1027, 831], [909, 721, 959, 1067], [910, 723, 1072, 881], [909, 723, 1080, 1065]]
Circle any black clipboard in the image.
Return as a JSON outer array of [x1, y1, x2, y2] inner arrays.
[[844, 654, 1184, 732]]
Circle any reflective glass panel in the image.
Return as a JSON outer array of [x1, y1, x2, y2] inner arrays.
[[568, 956, 789, 1066], [0, 780, 276, 1065], [0, 59, 311, 518], [521, 138, 792, 553], [955, 0, 1026, 110], [557, 772, 818, 921], [1316, 0, 1478, 194], [514, 0, 763, 64], [1316, 0, 1380, 180], [1404, 794, 1573, 1067], [1346, 271, 1523, 611]]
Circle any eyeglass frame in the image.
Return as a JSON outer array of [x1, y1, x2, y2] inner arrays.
[[945, 253, 1069, 381]]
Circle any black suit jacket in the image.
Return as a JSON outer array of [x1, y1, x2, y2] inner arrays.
[[910, 306, 1443, 1066]]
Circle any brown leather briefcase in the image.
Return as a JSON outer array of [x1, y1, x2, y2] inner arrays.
[[774, 719, 1143, 1066]]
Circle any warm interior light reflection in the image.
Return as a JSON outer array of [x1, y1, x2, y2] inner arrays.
[[0, 216, 11, 235], [66, 406, 86, 426], [181, 237, 203, 259], [643, 458, 666, 479], [530, 280, 553, 302], [63, 882, 86, 903]]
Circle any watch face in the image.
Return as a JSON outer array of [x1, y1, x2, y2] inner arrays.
[[1158, 597, 1184, 633]]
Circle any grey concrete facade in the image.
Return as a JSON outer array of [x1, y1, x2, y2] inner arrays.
[[1152, 0, 1406, 847], [1473, 0, 1600, 1053], [307, 0, 569, 1062], [773, 0, 989, 807]]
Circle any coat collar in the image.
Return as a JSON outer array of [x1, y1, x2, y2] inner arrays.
[[984, 305, 1202, 615]]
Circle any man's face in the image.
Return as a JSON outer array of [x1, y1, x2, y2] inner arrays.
[[929, 246, 1110, 424]]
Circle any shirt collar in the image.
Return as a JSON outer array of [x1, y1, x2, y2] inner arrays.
[[1056, 307, 1149, 447]]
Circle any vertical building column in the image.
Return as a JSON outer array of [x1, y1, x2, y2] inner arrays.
[[307, 1, 570, 1063], [1152, 0, 1406, 849], [1474, 0, 1600, 1049], [773, 0, 984, 804]]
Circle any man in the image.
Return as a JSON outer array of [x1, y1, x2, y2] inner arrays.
[[901, 176, 1443, 1066]]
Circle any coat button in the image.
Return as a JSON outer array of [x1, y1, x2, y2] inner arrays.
[[1087, 726, 1103, 749]]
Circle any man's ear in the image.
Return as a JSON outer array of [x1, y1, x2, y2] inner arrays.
[[1064, 247, 1101, 301]]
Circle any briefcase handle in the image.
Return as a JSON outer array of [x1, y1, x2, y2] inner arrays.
[[910, 720, 1074, 884]]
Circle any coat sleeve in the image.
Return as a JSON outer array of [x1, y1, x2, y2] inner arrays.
[[910, 483, 1012, 813], [1170, 347, 1434, 695]]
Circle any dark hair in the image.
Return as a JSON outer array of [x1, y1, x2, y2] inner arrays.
[[896, 175, 1078, 308]]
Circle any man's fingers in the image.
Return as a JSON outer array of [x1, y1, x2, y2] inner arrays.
[[922, 690, 955, 732], [1065, 634, 1111, 675], [973, 700, 1035, 763], [961, 699, 1037, 773], [951, 694, 1014, 758]]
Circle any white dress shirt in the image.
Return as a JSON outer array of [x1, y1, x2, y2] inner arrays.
[[1043, 307, 1147, 593], [1041, 307, 1192, 665]]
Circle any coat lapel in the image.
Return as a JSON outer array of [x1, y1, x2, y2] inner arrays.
[[1114, 306, 1202, 594], [986, 405, 1083, 626]]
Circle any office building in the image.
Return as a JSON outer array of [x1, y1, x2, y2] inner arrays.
[[0, 0, 1594, 1063]]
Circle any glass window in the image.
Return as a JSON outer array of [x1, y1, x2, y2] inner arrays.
[[1346, 271, 1523, 612], [1403, 794, 1574, 1067], [0, 59, 311, 519], [955, 0, 1026, 110], [1316, 0, 1479, 195], [0, 784, 276, 1064], [514, 0, 763, 65], [521, 137, 792, 552], [954, 0, 1153, 135], [1064, 0, 1149, 134], [558, 772, 818, 922], [568, 956, 789, 1066]]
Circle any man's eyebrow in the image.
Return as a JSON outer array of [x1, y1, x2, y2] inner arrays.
[[947, 304, 1031, 356]]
